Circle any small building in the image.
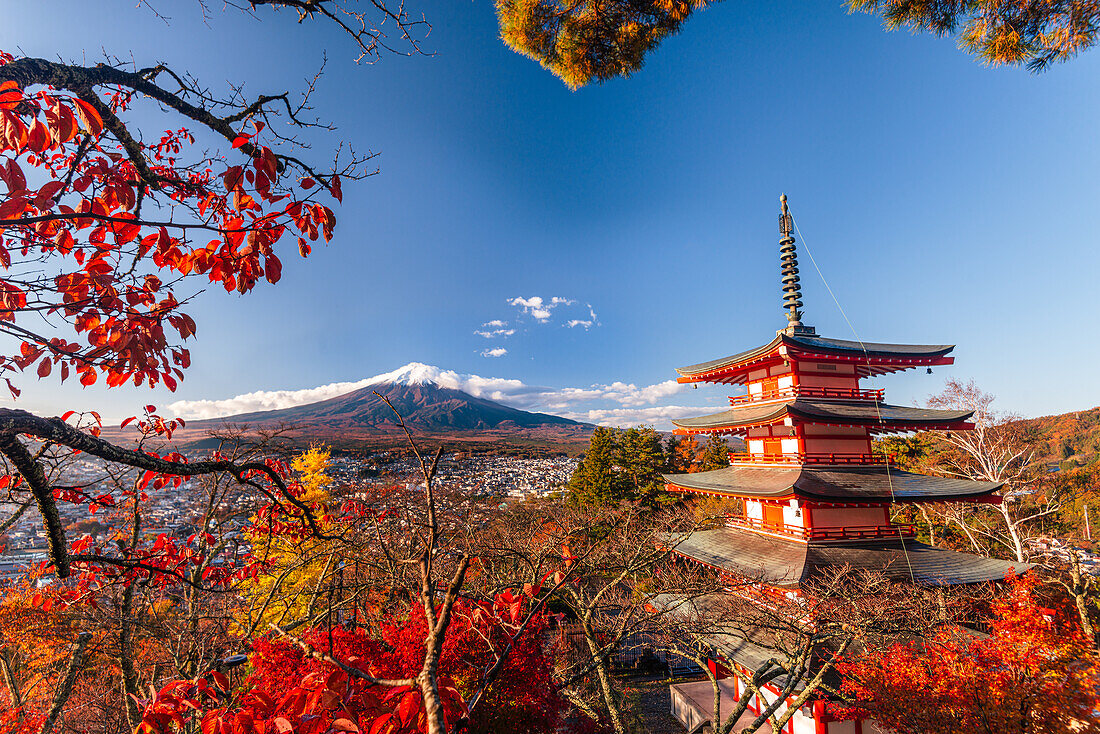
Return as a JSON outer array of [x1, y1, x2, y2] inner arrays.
[[661, 196, 1025, 733]]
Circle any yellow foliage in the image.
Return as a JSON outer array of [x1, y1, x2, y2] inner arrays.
[[239, 446, 340, 634], [291, 445, 334, 504]]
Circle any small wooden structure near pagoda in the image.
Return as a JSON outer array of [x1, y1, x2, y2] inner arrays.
[[663, 196, 1024, 734]]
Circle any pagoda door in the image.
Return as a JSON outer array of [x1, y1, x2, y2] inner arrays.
[[762, 503, 785, 531], [761, 376, 779, 397]]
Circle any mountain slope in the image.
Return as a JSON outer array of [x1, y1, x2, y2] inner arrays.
[[140, 363, 593, 451], [206, 379, 582, 432]]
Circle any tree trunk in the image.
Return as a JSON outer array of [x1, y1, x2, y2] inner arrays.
[[997, 505, 1027, 563], [0, 647, 22, 714], [950, 510, 984, 555], [119, 581, 142, 728], [580, 618, 627, 734], [38, 632, 92, 734], [1069, 554, 1099, 651], [917, 504, 936, 546]]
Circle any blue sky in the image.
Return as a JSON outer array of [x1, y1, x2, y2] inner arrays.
[[3, 1, 1100, 427]]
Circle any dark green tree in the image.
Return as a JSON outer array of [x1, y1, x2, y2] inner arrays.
[[618, 426, 668, 501], [664, 435, 683, 472], [698, 433, 730, 472], [567, 426, 626, 506], [568, 426, 674, 505]]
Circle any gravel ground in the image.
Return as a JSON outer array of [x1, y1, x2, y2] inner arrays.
[[622, 674, 708, 734]]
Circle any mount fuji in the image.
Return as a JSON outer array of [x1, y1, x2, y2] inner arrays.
[[150, 363, 593, 449]]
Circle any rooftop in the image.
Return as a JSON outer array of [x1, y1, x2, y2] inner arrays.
[[664, 526, 1027, 587], [663, 464, 1002, 503], [671, 400, 973, 434], [676, 333, 956, 383]]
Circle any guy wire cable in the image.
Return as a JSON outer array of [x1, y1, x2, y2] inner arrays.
[[788, 209, 916, 584]]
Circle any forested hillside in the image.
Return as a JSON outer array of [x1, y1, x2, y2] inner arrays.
[[1019, 407, 1100, 469]]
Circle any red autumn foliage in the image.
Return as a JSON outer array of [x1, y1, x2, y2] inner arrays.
[[838, 573, 1100, 734], [135, 601, 565, 734]]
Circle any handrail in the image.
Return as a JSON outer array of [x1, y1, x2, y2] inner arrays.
[[728, 452, 893, 466], [729, 386, 885, 405], [725, 515, 916, 541]]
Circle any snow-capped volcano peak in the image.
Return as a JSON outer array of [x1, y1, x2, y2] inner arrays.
[[364, 362, 446, 387]]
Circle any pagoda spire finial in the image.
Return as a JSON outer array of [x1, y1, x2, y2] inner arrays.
[[779, 194, 805, 330]]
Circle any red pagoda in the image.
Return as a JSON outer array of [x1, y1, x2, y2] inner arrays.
[[662, 196, 1024, 733], [664, 195, 1019, 587]]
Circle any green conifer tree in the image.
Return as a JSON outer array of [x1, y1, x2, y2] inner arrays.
[[618, 426, 667, 501], [567, 426, 624, 506], [698, 433, 730, 472]]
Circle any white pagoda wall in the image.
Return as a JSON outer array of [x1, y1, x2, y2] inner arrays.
[[784, 501, 805, 529]]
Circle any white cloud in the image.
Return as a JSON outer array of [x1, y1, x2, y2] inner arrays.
[[556, 405, 725, 428], [167, 362, 708, 430], [474, 328, 515, 338], [483, 320, 507, 328], [507, 296, 574, 322], [565, 320, 592, 329], [481, 347, 508, 358], [166, 379, 380, 420]]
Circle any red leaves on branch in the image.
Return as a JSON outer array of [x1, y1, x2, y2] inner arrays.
[[0, 56, 342, 395], [137, 598, 564, 734]]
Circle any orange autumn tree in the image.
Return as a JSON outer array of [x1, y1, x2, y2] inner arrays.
[[837, 573, 1100, 734], [496, 0, 1100, 88]]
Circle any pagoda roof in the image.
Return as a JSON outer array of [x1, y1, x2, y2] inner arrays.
[[672, 400, 973, 434], [676, 333, 955, 383], [664, 526, 1027, 587], [650, 593, 817, 689], [663, 465, 1001, 503]]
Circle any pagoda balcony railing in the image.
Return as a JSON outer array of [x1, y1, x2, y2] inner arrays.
[[728, 452, 892, 466], [729, 386, 884, 405], [725, 515, 916, 541]]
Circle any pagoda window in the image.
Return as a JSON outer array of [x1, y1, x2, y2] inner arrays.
[[777, 374, 794, 389], [748, 439, 765, 454], [781, 437, 799, 454], [748, 382, 763, 395], [763, 437, 785, 454], [745, 499, 763, 521], [797, 362, 856, 376], [762, 503, 785, 530]]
